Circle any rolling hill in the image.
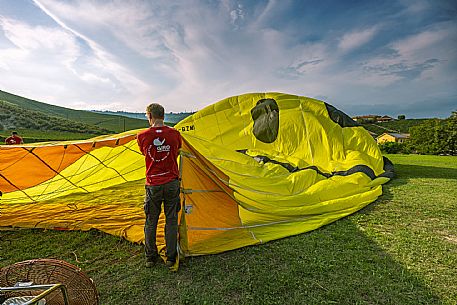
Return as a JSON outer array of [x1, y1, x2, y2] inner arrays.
[[0, 100, 111, 134], [0, 90, 148, 133], [91, 110, 194, 124], [361, 119, 431, 136]]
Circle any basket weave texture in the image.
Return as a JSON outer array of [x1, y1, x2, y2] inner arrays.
[[0, 259, 99, 305]]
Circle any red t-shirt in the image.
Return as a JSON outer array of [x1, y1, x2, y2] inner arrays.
[[5, 135, 23, 145], [137, 126, 182, 186]]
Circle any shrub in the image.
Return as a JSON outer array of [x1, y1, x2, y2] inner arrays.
[[379, 141, 410, 154], [407, 112, 457, 155]]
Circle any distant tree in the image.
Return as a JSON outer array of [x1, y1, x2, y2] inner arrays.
[[397, 115, 406, 120], [408, 112, 457, 155], [408, 119, 444, 154], [444, 112, 457, 155]]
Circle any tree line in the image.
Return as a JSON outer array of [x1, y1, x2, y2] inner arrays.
[[379, 111, 457, 155]]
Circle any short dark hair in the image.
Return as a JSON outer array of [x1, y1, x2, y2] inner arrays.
[[12, 131, 18, 135], [146, 103, 164, 119]]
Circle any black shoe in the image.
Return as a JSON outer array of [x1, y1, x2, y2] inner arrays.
[[165, 259, 177, 271], [145, 256, 158, 268]]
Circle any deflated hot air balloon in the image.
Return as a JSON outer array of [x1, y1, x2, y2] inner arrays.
[[174, 92, 394, 255], [0, 92, 393, 256]]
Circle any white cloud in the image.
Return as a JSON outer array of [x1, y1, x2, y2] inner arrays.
[[338, 27, 378, 53], [0, 0, 454, 118], [30, 0, 158, 108], [360, 24, 457, 83], [335, 22, 457, 112], [0, 17, 79, 66], [35, 0, 173, 60], [391, 27, 452, 58], [230, 4, 245, 29], [4, 0, 333, 112], [0, 16, 145, 110], [26, 0, 372, 112], [0, 17, 79, 92]]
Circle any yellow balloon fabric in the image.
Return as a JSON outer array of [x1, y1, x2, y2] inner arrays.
[[175, 92, 392, 255], [0, 92, 393, 257], [0, 131, 147, 243]]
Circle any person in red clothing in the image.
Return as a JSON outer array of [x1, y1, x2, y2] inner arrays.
[[137, 103, 182, 270], [5, 131, 23, 145]]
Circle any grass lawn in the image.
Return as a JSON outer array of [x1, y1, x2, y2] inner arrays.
[[1, 154, 456, 304]]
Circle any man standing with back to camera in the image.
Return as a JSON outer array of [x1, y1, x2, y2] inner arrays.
[[137, 103, 182, 270]]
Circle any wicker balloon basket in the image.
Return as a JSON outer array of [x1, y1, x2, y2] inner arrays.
[[0, 259, 99, 305]]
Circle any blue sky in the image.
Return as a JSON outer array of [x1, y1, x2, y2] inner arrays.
[[0, 0, 456, 118]]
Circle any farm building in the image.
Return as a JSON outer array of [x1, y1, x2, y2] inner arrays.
[[376, 132, 410, 144]]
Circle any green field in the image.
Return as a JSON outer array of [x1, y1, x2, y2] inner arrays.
[[1, 154, 456, 304], [0, 90, 148, 133]]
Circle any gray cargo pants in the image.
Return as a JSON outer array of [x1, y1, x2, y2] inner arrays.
[[144, 179, 180, 262]]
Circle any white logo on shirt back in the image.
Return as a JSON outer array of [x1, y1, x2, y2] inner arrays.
[[153, 138, 165, 146], [153, 137, 170, 152]]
